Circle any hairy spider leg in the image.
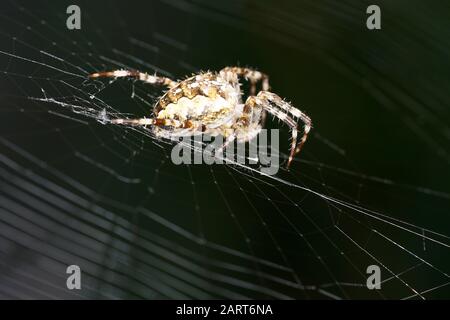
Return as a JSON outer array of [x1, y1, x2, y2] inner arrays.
[[88, 69, 178, 88], [220, 66, 271, 128], [111, 117, 194, 129], [256, 91, 311, 155], [214, 134, 236, 160], [244, 95, 309, 168], [220, 66, 270, 95]]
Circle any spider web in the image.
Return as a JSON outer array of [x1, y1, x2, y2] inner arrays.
[[0, 0, 449, 299]]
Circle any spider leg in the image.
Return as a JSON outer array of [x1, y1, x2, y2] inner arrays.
[[89, 69, 178, 89], [220, 66, 270, 129], [215, 134, 236, 159], [110, 117, 190, 129], [244, 95, 311, 168], [158, 123, 202, 138], [220, 66, 270, 95], [256, 91, 312, 155], [256, 92, 311, 130], [110, 118, 154, 126]]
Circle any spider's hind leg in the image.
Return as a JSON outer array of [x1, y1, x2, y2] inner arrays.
[[110, 117, 186, 129], [89, 69, 178, 89]]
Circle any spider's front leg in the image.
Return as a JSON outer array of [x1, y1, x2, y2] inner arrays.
[[243, 93, 312, 169], [88, 69, 178, 89], [221, 66, 271, 128]]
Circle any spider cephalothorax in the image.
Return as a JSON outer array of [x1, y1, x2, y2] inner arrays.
[[89, 66, 312, 168]]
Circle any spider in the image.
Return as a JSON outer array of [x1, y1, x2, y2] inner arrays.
[[89, 66, 312, 168]]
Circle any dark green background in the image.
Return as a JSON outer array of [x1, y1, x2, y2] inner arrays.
[[0, 0, 449, 299]]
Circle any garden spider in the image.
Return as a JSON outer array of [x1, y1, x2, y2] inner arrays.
[[89, 66, 312, 168]]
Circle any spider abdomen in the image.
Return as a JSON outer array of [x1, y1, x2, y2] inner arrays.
[[154, 72, 241, 128], [157, 95, 232, 124]]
